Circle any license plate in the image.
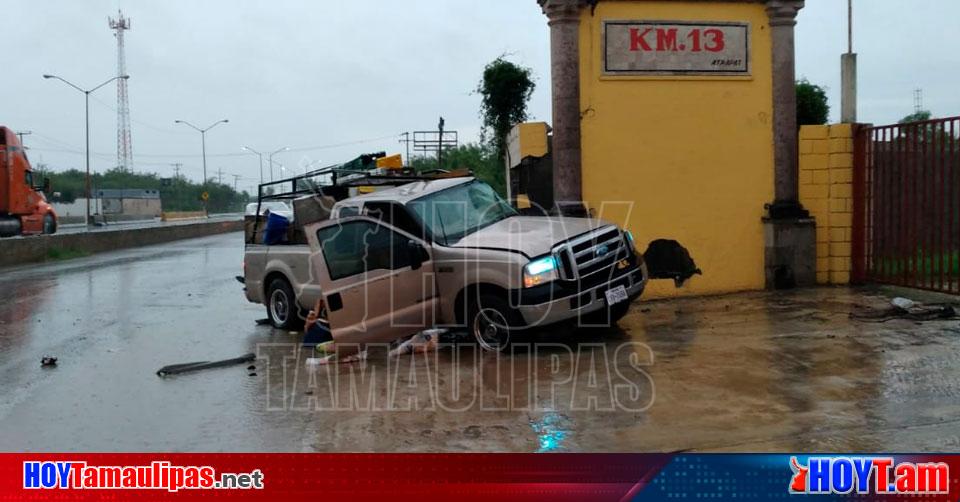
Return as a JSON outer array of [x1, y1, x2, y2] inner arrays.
[[604, 285, 628, 305]]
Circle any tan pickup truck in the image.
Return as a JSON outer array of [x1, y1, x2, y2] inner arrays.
[[301, 177, 647, 351]]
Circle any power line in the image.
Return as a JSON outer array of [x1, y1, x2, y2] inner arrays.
[[15, 131, 32, 146], [28, 132, 402, 159]]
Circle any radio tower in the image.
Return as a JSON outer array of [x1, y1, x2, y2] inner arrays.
[[109, 10, 133, 172]]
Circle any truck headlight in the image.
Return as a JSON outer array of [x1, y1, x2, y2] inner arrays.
[[523, 256, 558, 288]]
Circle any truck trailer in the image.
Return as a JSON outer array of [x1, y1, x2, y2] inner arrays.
[[0, 126, 57, 237]]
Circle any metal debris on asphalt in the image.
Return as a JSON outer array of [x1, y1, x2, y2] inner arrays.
[[156, 353, 257, 377]]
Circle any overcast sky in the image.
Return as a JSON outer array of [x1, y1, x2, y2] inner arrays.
[[7, 0, 959, 194]]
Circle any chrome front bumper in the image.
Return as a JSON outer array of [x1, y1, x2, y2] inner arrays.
[[516, 268, 647, 327]]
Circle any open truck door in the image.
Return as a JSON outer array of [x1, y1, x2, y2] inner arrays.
[[305, 216, 437, 351]]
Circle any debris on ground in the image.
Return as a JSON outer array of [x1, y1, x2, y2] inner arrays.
[[41, 356, 57, 367], [890, 297, 917, 310], [850, 299, 959, 323], [389, 329, 444, 357], [306, 352, 366, 367], [156, 353, 256, 377], [255, 318, 272, 326]]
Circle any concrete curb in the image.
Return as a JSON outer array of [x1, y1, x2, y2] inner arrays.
[[0, 219, 243, 268]]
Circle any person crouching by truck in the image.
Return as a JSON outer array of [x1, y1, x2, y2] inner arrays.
[[302, 298, 333, 352], [302, 296, 443, 364]]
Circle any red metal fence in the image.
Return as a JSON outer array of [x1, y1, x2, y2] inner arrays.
[[852, 116, 960, 294]]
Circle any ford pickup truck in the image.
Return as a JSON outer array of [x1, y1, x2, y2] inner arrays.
[[301, 177, 647, 351]]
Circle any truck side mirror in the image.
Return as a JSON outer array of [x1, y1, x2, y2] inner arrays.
[[42, 177, 51, 194], [407, 240, 427, 270]]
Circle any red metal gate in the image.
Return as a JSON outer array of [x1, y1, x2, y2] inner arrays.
[[852, 116, 960, 294]]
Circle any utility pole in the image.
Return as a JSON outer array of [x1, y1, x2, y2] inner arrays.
[[437, 117, 445, 169], [840, 0, 857, 123], [15, 131, 31, 146], [170, 162, 183, 180], [232, 174, 241, 191], [399, 132, 412, 165], [216, 167, 224, 185]]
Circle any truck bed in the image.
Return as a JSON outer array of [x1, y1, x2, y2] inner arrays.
[[244, 243, 321, 312]]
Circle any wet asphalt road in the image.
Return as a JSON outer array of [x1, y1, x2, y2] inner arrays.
[[1, 232, 959, 452]]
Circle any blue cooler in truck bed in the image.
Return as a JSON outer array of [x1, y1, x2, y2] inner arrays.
[[262, 212, 290, 245]]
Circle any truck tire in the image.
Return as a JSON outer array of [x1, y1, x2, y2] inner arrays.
[[610, 302, 630, 325], [266, 277, 303, 330], [42, 214, 57, 235], [467, 294, 522, 352]]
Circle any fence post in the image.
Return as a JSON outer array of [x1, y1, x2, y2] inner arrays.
[[851, 123, 867, 284]]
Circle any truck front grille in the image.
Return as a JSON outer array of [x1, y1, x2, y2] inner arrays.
[[555, 226, 629, 281]]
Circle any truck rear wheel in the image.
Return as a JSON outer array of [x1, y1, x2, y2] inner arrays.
[[266, 277, 303, 331], [467, 294, 521, 353], [42, 214, 56, 235]]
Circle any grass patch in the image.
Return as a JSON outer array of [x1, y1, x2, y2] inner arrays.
[[46, 247, 90, 261], [874, 251, 959, 278]]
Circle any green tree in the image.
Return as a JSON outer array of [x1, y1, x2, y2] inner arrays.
[[897, 110, 947, 143], [45, 168, 250, 213], [796, 79, 830, 126], [899, 110, 932, 124], [410, 143, 505, 195], [476, 56, 536, 192]]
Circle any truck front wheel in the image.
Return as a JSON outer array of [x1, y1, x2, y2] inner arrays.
[[266, 278, 303, 330], [467, 294, 521, 353], [42, 214, 56, 235]]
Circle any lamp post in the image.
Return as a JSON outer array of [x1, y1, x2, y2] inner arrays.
[[242, 146, 265, 184], [43, 73, 129, 227], [268, 147, 289, 182], [174, 119, 228, 214]]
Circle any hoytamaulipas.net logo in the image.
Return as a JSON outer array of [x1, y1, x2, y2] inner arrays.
[[23, 461, 264, 492], [789, 456, 949, 495]]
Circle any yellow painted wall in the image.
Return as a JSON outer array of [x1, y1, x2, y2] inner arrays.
[[578, 1, 774, 297], [799, 124, 854, 284]]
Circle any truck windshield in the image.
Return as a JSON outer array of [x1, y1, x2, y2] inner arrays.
[[408, 180, 517, 244]]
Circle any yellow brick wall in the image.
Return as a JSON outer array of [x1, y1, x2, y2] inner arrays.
[[799, 124, 854, 284]]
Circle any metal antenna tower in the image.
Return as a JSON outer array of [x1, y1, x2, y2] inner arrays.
[[913, 88, 924, 114], [109, 10, 133, 171]]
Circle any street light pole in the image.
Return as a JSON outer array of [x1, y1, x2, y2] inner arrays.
[[175, 119, 229, 214], [268, 147, 289, 182], [242, 146, 265, 184], [43, 73, 129, 227]]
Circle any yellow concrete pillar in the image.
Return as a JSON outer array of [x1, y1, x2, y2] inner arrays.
[[799, 124, 855, 284]]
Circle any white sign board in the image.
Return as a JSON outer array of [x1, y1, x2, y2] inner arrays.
[[604, 21, 750, 76]]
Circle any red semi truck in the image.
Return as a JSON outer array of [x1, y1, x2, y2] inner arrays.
[[0, 126, 57, 237]]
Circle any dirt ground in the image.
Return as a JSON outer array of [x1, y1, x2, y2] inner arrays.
[[1, 233, 958, 452]]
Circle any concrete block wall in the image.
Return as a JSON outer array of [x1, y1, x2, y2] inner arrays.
[[799, 124, 854, 284], [0, 219, 242, 268]]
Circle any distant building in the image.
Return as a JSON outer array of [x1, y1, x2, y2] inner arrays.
[[96, 189, 162, 218]]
